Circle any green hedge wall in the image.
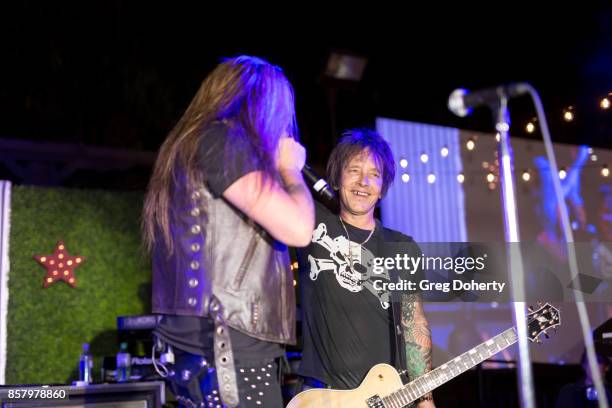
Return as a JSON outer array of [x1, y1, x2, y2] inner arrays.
[[6, 185, 151, 384]]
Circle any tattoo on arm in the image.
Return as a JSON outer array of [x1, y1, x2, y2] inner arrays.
[[400, 294, 432, 379]]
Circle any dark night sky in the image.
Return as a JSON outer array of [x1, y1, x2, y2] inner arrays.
[[1, 2, 611, 188]]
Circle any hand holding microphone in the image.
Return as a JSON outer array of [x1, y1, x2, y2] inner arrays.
[[277, 136, 335, 202]]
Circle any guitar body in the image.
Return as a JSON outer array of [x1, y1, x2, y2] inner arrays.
[[286, 303, 560, 408], [286, 363, 405, 408]]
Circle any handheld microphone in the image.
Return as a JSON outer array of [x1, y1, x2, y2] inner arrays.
[[302, 164, 335, 201]]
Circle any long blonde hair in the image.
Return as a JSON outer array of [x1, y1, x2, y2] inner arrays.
[[142, 56, 297, 253]]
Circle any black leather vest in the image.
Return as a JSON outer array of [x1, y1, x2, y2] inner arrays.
[[152, 176, 296, 345]]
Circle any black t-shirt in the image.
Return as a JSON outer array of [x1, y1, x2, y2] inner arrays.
[[296, 201, 420, 389], [154, 122, 284, 363]]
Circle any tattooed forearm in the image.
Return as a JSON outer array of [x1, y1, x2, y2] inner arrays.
[[401, 294, 434, 406], [400, 294, 432, 378]]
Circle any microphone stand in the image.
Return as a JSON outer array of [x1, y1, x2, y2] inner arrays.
[[493, 96, 536, 408]]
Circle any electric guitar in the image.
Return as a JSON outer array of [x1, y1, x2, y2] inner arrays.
[[287, 303, 560, 408]]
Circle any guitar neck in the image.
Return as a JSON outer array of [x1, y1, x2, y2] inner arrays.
[[383, 327, 518, 407]]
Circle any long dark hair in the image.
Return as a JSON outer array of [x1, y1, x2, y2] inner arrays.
[[142, 56, 297, 253]]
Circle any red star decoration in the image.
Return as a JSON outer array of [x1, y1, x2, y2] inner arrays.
[[33, 241, 86, 288]]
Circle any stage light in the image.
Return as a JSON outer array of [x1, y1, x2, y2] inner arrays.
[[324, 51, 368, 82], [466, 139, 475, 151], [563, 107, 574, 122], [486, 173, 495, 183], [559, 169, 567, 180]]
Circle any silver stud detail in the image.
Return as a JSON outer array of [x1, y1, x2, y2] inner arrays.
[[190, 260, 200, 270], [188, 297, 197, 306], [191, 225, 201, 234]]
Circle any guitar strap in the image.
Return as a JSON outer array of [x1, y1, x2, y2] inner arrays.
[[389, 266, 409, 379], [378, 227, 409, 380]]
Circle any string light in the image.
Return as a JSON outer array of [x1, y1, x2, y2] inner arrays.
[[440, 146, 449, 157], [563, 107, 574, 122], [525, 122, 535, 134], [602, 165, 610, 178], [427, 173, 436, 184], [522, 170, 531, 182], [420, 153, 429, 163], [559, 169, 567, 180], [466, 139, 475, 151], [401, 173, 410, 183], [457, 173, 465, 183], [400, 159, 408, 168], [601, 96, 611, 110], [486, 173, 495, 183]]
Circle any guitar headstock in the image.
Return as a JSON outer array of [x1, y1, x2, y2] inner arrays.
[[527, 302, 561, 342]]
